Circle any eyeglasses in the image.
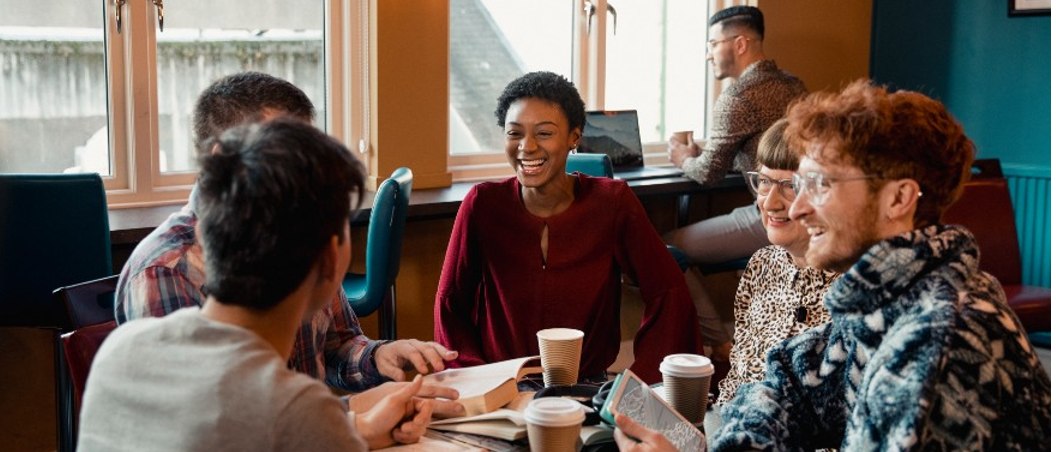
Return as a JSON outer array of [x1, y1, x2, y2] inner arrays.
[[744, 171, 796, 201], [707, 36, 739, 50], [791, 171, 881, 206]]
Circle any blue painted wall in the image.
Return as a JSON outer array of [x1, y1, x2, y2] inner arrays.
[[871, 0, 1050, 286]]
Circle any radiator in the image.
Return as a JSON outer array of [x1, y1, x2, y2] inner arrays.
[[1005, 164, 1051, 288]]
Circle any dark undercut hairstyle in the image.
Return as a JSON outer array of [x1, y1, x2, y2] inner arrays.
[[494, 71, 586, 133], [708, 5, 765, 39], [192, 71, 315, 157], [196, 118, 365, 311]]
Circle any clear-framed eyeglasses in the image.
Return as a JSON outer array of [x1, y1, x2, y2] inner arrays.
[[744, 171, 796, 201], [791, 171, 882, 206], [707, 36, 736, 50]]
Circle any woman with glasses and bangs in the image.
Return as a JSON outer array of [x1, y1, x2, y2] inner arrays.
[[614, 119, 840, 448], [715, 118, 840, 407]]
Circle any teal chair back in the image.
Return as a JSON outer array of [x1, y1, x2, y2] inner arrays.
[[0, 174, 112, 331], [342, 167, 412, 340], [566, 153, 615, 178]]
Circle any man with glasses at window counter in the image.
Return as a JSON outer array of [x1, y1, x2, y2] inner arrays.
[[113, 72, 464, 415], [664, 5, 807, 361], [617, 79, 1051, 451]]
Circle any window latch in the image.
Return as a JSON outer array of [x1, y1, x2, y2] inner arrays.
[[584, 1, 596, 35], [152, 0, 165, 32], [113, 0, 127, 34]]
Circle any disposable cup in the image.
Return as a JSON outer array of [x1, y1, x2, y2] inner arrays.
[[672, 130, 694, 146], [659, 353, 714, 425], [537, 328, 584, 387], [524, 397, 585, 451]]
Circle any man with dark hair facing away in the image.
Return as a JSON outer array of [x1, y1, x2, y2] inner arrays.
[[80, 119, 436, 450]]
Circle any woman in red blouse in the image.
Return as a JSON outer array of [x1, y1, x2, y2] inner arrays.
[[433, 71, 701, 383]]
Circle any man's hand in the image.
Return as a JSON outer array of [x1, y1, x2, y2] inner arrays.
[[613, 413, 679, 452], [375, 339, 458, 381], [354, 375, 435, 448], [667, 134, 701, 168], [371, 340, 465, 418], [348, 380, 466, 420]]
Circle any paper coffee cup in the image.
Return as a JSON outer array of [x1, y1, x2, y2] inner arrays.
[[524, 397, 585, 452], [672, 130, 694, 146], [659, 353, 714, 425], [536, 328, 584, 387]]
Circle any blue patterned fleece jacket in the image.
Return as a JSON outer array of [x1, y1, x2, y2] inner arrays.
[[712, 225, 1050, 451]]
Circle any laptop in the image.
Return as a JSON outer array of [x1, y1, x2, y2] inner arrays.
[[579, 110, 685, 180]]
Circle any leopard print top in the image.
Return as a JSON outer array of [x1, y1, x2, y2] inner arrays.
[[717, 245, 838, 405]]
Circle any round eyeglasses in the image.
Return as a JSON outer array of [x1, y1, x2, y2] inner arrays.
[[791, 171, 881, 206], [744, 171, 796, 201]]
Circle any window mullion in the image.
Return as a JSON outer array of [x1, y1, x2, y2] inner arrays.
[[108, 0, 189, 207], [103, 0, 131, 194], [574, 0, 607, 110]]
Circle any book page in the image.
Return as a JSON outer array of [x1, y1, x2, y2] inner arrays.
[[422, 356, 540, 399]]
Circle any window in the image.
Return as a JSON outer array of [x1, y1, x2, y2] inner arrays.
[[448, 0, 718, 181], [1, 1, 110, 175], [0, 0, 369, 207]]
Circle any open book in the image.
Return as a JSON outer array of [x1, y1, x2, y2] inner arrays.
[[429, 392, 614, 446], [422, 356, 542, 416], [429, 407, 529, 441]]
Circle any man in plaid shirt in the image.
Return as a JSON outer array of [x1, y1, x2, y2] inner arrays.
[[115, 72, 462, 411]]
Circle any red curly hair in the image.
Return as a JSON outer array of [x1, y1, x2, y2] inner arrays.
[[784, 79, 976, 228]]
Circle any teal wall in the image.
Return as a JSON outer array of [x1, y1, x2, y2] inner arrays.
[[871, 0, 1051, 287]]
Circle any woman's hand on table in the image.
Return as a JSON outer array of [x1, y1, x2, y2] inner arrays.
[[354, 375, 435, 448], [613, 413, 679, 452]]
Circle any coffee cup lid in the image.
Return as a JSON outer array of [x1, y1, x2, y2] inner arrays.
[[659, 353, 714, 378], [536, 328, 584, 341], [523, 397, 586, 427]]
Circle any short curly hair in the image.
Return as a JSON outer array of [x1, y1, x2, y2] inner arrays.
[[785, 78, 976, 228], [494, 71, 586, 132]]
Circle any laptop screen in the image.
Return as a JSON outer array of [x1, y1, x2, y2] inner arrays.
[[580, 110, 644, 170]]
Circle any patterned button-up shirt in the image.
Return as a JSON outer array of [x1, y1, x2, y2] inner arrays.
[[682, 60, 807, 186], [114, 190, 386, 391]]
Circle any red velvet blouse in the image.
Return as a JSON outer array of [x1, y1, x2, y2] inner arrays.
[[434, 174, 701, 383]]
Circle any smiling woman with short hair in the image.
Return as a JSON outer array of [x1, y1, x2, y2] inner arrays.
[[433, 71, 701, 383]]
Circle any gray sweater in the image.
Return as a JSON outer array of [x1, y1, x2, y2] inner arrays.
[[78, 308, 368, 451]]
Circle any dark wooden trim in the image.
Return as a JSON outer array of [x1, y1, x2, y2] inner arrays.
[[109, 174, 749, 245]]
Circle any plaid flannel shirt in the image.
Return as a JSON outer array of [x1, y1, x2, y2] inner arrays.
[[114, 191, 387, 391]]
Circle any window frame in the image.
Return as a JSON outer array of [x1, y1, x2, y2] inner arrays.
[[99, 0, 368, 208], [447, 0, 748, 182]]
